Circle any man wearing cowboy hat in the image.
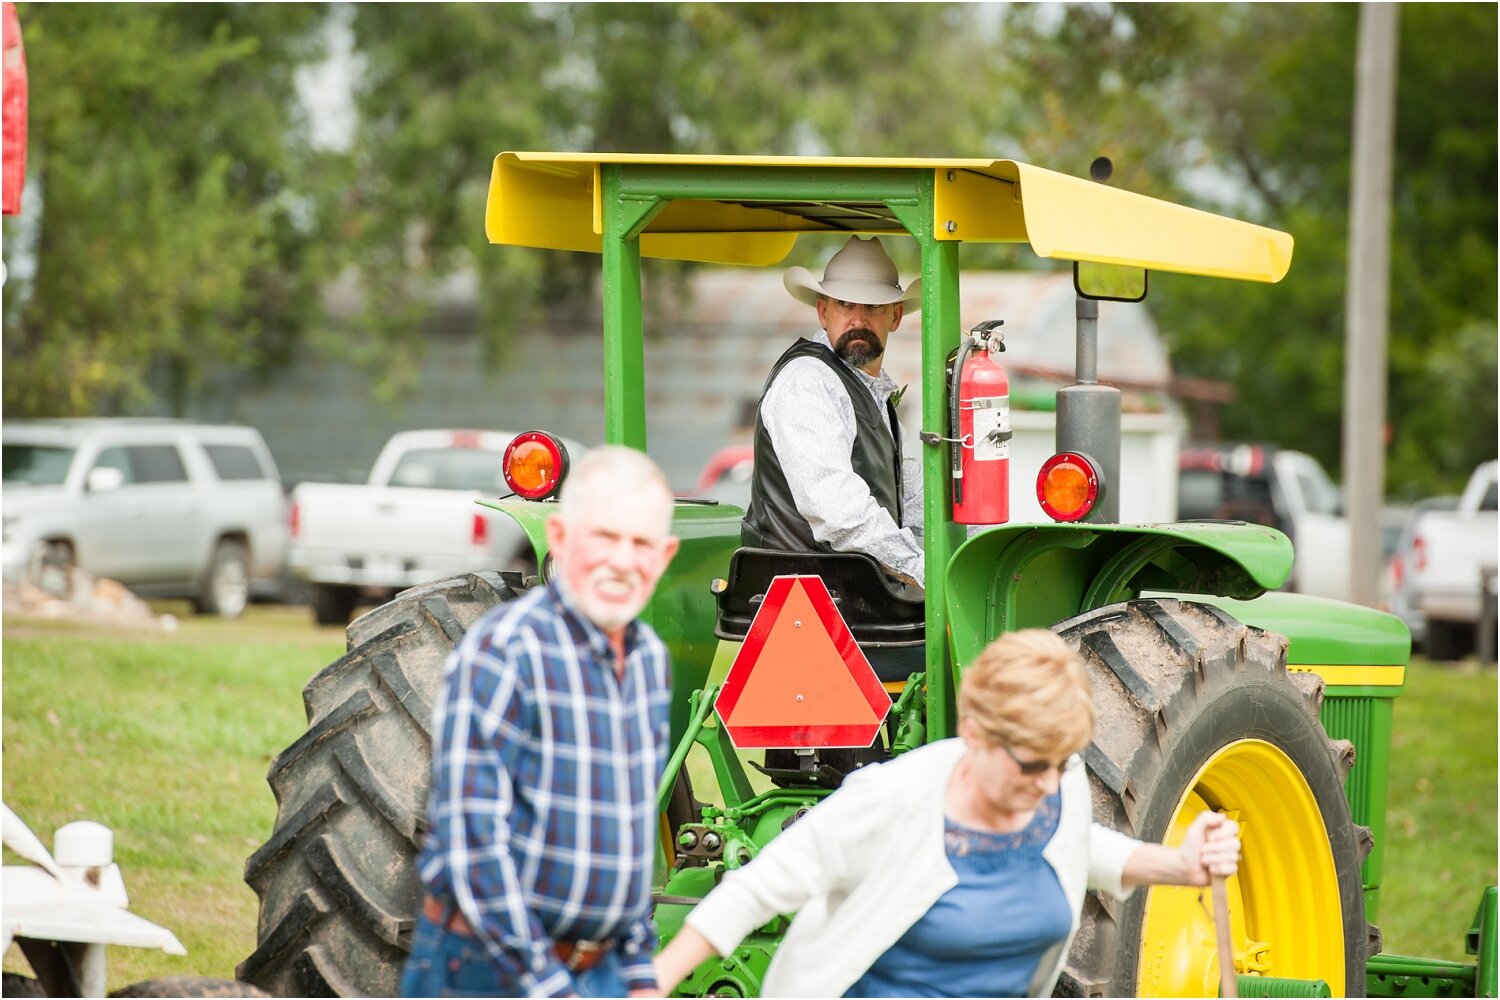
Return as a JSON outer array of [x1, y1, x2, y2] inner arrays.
[[742, 235, 925, 588]]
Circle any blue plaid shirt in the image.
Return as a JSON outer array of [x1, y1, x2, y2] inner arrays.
[[416, 581, 672, 996]]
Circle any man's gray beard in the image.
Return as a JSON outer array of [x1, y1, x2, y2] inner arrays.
[[835, 330, 884, 367]]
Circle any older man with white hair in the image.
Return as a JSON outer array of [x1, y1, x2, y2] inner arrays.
[[402, 446, 680, 998], [742, 235, 925, 588]]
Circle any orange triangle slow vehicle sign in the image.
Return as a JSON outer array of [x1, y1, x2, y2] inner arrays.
[[716, 575, 892, 750]]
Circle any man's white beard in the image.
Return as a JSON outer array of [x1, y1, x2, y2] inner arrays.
[[557, 570, 644, 633]]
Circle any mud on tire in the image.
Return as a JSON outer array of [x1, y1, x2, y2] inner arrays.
[[239, 572, 521, 998], [1053, 598, 1371, 998]]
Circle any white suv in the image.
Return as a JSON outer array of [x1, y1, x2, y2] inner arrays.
[[2, 419, 289, 617]]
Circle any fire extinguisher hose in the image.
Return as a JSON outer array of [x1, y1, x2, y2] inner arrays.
[[949, 335, 973, 504]]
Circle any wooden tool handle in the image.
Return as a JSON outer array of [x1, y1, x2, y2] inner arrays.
[[1213, 874, 1238, 999]]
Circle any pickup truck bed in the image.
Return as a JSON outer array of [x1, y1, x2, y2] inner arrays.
[[288, 429, 579, 625], [291, 481, 525, 585]]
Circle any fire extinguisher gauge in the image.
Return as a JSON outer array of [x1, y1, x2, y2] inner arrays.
[[1037, 452, 1102, 523]]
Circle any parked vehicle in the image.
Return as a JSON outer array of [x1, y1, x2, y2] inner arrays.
[[1178, 442, 1351, 601], [1382, 496, 1460, 648], [691, 444, 753, 507], [1, 419, 288, 617], [1395, 460, 1499, 660], [244, 154, 1493, 999], [287, 429, 584, 625]]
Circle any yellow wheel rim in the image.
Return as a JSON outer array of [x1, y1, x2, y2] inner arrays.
[[1136, 738, 1346, 997]]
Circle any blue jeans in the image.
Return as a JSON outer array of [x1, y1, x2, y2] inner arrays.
[[399, 910, 630, 998]]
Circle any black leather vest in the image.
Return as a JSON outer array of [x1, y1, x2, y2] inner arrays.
[[742, 339, 904, 553]]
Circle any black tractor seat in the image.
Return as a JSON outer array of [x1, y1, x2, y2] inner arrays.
[[714, 548, 925, 686], [714, 547, 926, 776]]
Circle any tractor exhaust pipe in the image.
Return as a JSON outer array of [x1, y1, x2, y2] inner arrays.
[[1056, 294, 1122, 523]]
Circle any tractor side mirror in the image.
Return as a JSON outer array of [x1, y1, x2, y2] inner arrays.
[[1074, 260, 1148, 302]]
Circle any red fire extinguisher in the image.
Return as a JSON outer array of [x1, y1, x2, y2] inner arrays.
[[950, 320, 1010, 525]]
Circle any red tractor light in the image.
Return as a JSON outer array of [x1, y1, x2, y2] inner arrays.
[[1037, 452, 1101, 522], [503, 431, 570, 500]]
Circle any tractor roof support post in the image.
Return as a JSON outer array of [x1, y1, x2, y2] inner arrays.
[[892, 180, 962, 741], [599, 165, 663, 451]]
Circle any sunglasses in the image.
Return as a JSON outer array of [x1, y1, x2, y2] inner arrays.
[[1001, 743, 1078, 777]]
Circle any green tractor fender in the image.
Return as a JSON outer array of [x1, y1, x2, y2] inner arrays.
[[479, 497, 554, 565], [944, 519, 1293, 668], [481, 496, 744, 743]]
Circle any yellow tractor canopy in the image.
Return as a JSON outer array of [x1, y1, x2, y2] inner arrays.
[[485, 152, 1293, 282]]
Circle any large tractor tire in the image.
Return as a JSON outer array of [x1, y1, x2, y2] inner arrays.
[[1054, 599, 1372, 998], [239, 572, 521, 998], [109, 977, 270, 998], [2, 973, 46, 997]]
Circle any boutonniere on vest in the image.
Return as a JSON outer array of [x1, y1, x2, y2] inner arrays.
[[890, 384, 908, 409]]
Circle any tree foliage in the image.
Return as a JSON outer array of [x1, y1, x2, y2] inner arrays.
[[1166, 3, 1498, 497], [3, 3, 1493, 493], [999, 3, 1497, 494], [3, 3, 332, 416], [331, 3, 1000, 399]]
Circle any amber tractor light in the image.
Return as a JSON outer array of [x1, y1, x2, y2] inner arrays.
[[503, 431, 570, 500], [1036, 452, 1101, 522]]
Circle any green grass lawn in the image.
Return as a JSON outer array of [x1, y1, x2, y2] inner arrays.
[[2, 602, 346, 990], [1380, 657, 1499, 961], [2, 602, 1495, 989]]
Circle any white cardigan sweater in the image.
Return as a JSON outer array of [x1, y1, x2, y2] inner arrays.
[[685, 739, 1140, 998]]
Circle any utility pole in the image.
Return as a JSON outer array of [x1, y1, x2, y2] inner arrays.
[[1344, 2, 1399, 608]]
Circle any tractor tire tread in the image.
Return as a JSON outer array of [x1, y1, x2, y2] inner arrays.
[[2, 973, 46, 998], [1053, 598, 1367, 997], [108, 977, 270, 998], [240, 573, 520, 998]]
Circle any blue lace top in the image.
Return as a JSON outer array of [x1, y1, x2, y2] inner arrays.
[[844, 792, 1071, 998]]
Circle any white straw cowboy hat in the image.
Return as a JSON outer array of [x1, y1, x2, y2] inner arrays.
[[784, 236, 922, 312]]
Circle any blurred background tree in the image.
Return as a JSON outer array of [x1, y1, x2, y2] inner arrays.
[[332, 2, 1001, 398], [1157, 3, 1497, 499], [2, 3, 333, 416], [999, 3, 1496, 496], [2, 2, 1494, 494]]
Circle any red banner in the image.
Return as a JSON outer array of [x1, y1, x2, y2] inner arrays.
[[3, 1, 28, 216]]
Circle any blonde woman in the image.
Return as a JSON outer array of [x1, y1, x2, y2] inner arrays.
[[652, 629, 1240, 999]]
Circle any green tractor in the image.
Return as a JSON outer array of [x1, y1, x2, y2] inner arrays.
[[239, 154, 1495, 998]]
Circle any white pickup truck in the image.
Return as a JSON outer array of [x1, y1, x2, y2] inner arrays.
[[1177, 442, 1351, 601], [1399, 459, 1498, 659], [289, 429, 583, 625]]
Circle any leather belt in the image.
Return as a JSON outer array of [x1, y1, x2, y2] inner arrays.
[[420, 896, 614, 974], [553, 938, 613, 973]]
